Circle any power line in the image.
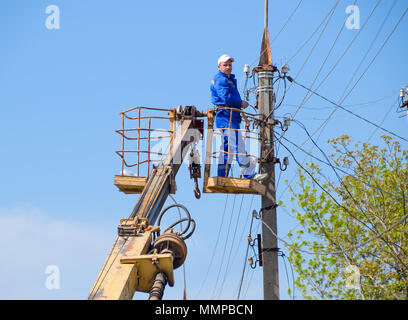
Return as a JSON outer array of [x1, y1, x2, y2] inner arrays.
[[290, 0, 380, 121], [289, 77, 408, 143], [274, 132, 408, 252], [211, 194, 237, 299], [242, 218, 262, 299], [217, 194, 245, 299], [291, 120, 408, 258], [233, 195, 255, 296], [274, 133, 408, 265], [282, 91, 398, 110], [195, 194, 229, 298], [261, 211, 408, 257], [247, 0, 305, 68], [279, 129, 408, 265], [237, 207, 258, 300], [279, 134, 408, 204], [286, 0, 343, 92], [366, 97, 400, 143], [339, 0, 398, 102], [168, 195, 188, 299], [282, 6, 408, 163], [279, 250, 295, 300], [275, 134, 372, 229], [287, 0, 342, 63], [270, 0, 303, 44]]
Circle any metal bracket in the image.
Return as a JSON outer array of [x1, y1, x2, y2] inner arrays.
[[193, 118, 204, 140], [260, 150, 280, 164], [169, 170, 177, 194], [188, 148, 201, 199], [120, 253, 175, 292], [262, 247, 280, 253], [260, 204, 279, 213], [117, 217, 149, 236], [156, 165, 177, 194]]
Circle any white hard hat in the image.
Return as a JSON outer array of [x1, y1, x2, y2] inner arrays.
[[218, 54, 235, 66]]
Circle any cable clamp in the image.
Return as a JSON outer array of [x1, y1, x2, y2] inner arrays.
[[258, 71, 274, 79], [257, 85, 274, 93], [262, 247, 280, 253], [260, 204, 279, 213], [117, 217, 149, 236]]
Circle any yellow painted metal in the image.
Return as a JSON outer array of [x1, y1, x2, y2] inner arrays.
[[88, 231, 152, 300], [114, 175, 148, 194], [205, 176, 266, 195], [90, 111, 200, 300], [202, 108, 265, 195], [203, 109, 214, 192], [120, 253, 175, 292]]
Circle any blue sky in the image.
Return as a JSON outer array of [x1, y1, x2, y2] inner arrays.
[[0, 0, 407, 300]]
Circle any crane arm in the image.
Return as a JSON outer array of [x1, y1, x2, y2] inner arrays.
[[88, 107, 204, 300]]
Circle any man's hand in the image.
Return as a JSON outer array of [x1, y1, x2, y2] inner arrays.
[[241, 101, 249, 109]]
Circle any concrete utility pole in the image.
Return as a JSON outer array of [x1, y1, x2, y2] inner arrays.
[[257, 0, 280, 300]]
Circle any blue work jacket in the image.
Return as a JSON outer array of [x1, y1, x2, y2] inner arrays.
[[211, 71, 243, 129]]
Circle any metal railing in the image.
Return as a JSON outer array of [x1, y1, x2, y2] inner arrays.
[[206, 107, 263, 179], [116, 106, 263, 181], [116, 107, 176, 177]]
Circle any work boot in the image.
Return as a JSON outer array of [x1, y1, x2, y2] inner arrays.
[[253, 173, 268, 182]]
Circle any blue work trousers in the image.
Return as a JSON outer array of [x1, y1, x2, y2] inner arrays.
[[217, 129, 255, 178]]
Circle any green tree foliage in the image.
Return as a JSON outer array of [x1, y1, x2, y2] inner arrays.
[[285, 135, 408, 300]]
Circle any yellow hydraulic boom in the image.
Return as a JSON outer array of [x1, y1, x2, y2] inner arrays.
[[88, 106, 205, 300]]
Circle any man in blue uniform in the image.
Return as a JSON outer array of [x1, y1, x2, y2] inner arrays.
[[211, 54, 266, 180]]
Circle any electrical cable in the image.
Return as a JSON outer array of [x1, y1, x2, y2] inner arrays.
[[366, 97, 400, 143], [286, 5, 408, 154], [289, 77, 408, 143], [156, 203, 195, 240], [168, 195, 188, 300], [236, 206, 257, 300], [270, 0, 303, 45], [289, 0, 378, 121], [211, 194, 237, 299], [246, 0, 307, 69], [274, 135, 408, 263], [246, 0, 338, 83], [195, 195, 229, 298], [292, 120, 408, 259], [279, 4, 408, 177], [240, 210, 263, 299], [281, 91, 398, 110], [275, 133, 395, 245], [242, 216, 263, 299], [261, 211, 408, 257], [237, 235, 251, 300], [279, 250, 295, 300], [280, 251, 291, 298], [233, 195, 255, 299], [339, 0, 398, 103], [285, 0, 344, 96], [235, 4, 407, 298], [274, 76, 287, 112], [278, 130, 408, 267], [217, 194, 246, 299], [287, 0, 341, 63], [279, 134, 408, 204]]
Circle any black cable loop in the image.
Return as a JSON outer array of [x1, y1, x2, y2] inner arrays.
[[156, 203, 194, 240], [249, 260, 259, 270]]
